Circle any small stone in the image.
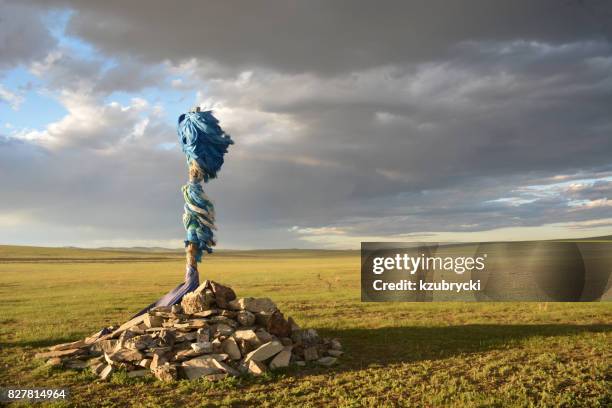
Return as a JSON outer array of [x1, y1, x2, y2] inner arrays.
[[49, 340, 86, 351], [255, 329, 273, 344], [125, 334, 155, 350], [207, 281, 237, 309], [231, 297, 278, 313], [99, 364, 114, 380], [303, 329, 320, 345], [143, 313, 164, 328], [152, 364, 177, 382], [139, 359, 151, 369], [234, 329, 260, 345], [330, 339, 342, 350], [244, 341, 284, 363], [327, 349, 343, 357], [267, 311, 292, 337], [211, 359, 240, 376], [317, 356, 337, 366], [214, 323, 234, 338], [181, 282, 215, 314], [304, 347, 318, 361], [171, 304, 183, 314], [191, 342, 212, 354], [150, 353, 167, 370], [280, 337, 293, 347], [295, 361, 306, 367], [107, 349, 144, 363], [182, 366, 220, 380], [221, 337, 241, 360], [196, 328, 210, 343], [91, 362, 106, 375], [191, 309, 218, 318], [237, 310, 256, 326], [245, 360, 267, 376], [158, 329, 176, 347], [211, 338, 223, 353], [269, 348, 291, 370], [173, 320, 207, 330], [35, 348, 84, 359]]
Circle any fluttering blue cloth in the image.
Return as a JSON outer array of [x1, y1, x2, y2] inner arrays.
[[179, 110, 233, 260], [178, 111, 234, 182], [133, 265, 200, 317]]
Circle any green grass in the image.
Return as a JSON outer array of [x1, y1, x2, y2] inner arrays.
[[0, 246, 610, 407]]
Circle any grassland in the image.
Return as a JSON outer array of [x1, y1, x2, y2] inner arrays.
[[0, 245, 610, 407]]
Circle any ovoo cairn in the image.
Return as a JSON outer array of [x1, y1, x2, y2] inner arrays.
[[38, 108, 342, 382]]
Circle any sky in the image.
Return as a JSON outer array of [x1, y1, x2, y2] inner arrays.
[[1, 0, 612, 249]]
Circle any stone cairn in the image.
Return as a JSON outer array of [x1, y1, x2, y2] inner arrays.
[[36, 281, 342, 382]]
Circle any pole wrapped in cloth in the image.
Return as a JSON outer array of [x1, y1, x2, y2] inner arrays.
[[127, 109, 232, 319]]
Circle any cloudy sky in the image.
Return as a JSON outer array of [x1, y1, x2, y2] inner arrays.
[[1, 0, 612, 249]]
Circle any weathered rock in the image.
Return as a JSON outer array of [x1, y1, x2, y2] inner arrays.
[[107, 349, 144, 363], [230, 297, 278, 313], [236, 310, 256, 326], [280, 337, 293, 347], [191, 309, 218, 318], [207, 280, 237, 309], [171, 304, 183, 314], [234, 329, 259, 345], [213, 323, 234, 337], [304, 346, 318, 361], [196, 327, 210, 343], [143, 313, 164, 328], [181, 282, 215, 314], [330, 339, 342, 350], [173, 320, 207, 330], [139, 359, 152, 369], [152, 364, 177, 382], [49, 339, 87, 351], [245, 360, 267, 376], [269, 348, 292, 369], [125, 334, 155, 350], [99, 364, 114, 380], [267, 311, 292, 337], [327, 349, 343, 357], [35, 348, 84, 359], [255, 329, 273, 344], [91, 362, 106, 375], [191, 341, 212, 354], [211, 359, 240, 377], [150, 353, 167, 370], [317, 356, 337, 366], [158, 329, 176, 347], [90, 339, 117, 355], [244, 341, 284, 363], [221, 337, 241, 360], [211, 338, 223, 353]]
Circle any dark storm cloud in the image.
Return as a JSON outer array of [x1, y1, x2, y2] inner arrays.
[[0, 1, 56, 70], [25, 0, 612, 75]]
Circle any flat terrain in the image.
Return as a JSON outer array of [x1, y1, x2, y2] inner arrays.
[[0, 246, 610, 407]]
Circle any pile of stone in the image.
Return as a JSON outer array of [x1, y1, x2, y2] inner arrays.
[[36, 281, 342, 382]]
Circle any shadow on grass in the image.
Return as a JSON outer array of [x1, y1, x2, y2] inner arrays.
[[318, 323, 611, 368]]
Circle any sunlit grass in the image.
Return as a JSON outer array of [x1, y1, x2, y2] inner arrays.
[[0, 246, 610, 407]]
